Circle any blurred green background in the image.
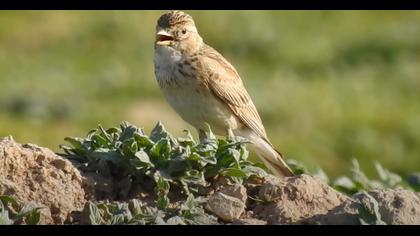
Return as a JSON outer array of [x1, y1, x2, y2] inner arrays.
[[1, 10, 419, 178]]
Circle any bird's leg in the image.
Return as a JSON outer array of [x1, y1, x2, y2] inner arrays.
[[227, 128, 236, 141], [198, 128, 209, 143]]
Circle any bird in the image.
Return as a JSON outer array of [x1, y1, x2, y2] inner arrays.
[[153, 10, 294, 177]]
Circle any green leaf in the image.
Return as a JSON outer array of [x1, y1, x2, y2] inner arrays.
[[24, 209, 42, 225], [375, 161, 387, 182], [333, 176, 355, 188], [156, 196, 170, 211], [166, 216, 186, 225], [0, 208, 13, 225], [98, 124, 114, 144], [181, 170, 208, 188], [216, 148, 241, 169], [150, 139, 172, 165], [0, 197, 42, 225], [15, 202, 43, 223], [286, 159, 308, 175], [88, 202, 103, 225], [88, 149, 122, 164], [314, 168, 330, 184], [167, 153, 190, 176], [0, 195, 18, 206], [64, 137, 85, 153], [177, 130, 196, 147], [92, 134, 109, 148], [134, 150, 152, 164], [155, 177, 170, 193], [221, 168, 248, 178], [86, 129, 99, 139], [154, 177, 170, 210], [128, 199, 143, 216], [374, 161, 402, 188], [121, 138, 137, 156], [119, 121, 139, 142], [110, 214, 126, 225], [134, 133, 155, 149], [96, 203, 112, 218], [106, 127, 120, 135], [239, 145, 250, 161], [150, 122, 175, 144], [202, 123, 216, 140], [350, 159, 370, 188], [179, 195, 219, 225], [242, 165, 268, 178], [154, 216, 167, 225]]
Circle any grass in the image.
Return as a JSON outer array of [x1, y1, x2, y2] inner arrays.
[[0, 11, 420, 178]]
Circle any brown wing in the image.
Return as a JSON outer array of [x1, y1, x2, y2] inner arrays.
[[198, 44, 268, 139]]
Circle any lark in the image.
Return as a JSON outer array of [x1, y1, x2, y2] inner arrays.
[[153, 11, 294, 177]]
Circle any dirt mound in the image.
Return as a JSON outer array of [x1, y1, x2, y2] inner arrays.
[[253, 175, 348, 224], [1, 137, 419, 225], [0, 137, 85, 224]]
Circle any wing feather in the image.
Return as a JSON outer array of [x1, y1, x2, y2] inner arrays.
[[198, 44, 268, 139]]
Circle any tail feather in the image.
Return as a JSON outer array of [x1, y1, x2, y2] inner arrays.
[[243, 132, 294, 177], [262, 148, 294, 177]]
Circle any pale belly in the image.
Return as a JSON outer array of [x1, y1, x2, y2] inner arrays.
[[154, 46, 242, 135], [162, 85, 241, 135]]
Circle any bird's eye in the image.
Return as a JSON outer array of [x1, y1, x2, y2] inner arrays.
[[182, 29, 187, 34]]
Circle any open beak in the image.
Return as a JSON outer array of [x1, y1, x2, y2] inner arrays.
[[155, 30, 174, 46]]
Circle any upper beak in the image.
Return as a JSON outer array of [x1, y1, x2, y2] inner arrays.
[[155, 30, 174, 46]]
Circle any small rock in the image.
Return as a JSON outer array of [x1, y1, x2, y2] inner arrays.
[[220, 183, 247, 203], [36, 155, 46, 164], [207, 192, 245, 222], [212, 176, 233, 190], [50, 159, 72, 173]]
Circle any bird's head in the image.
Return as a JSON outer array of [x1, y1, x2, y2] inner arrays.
[[155, 11, 203, 53]]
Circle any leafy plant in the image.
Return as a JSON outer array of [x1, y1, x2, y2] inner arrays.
[[61, 121, 270, 224], [0, 195, 43, 225], [332, 159, 406, 195], [82, 196, 218, 225], [287, 158, 416, 195], [61, 121, 267, 197]]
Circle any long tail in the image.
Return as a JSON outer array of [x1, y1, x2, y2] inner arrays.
[[243, 132, 294, 177]]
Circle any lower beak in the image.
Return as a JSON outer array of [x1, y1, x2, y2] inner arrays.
[[155, 31, 174, 46]]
